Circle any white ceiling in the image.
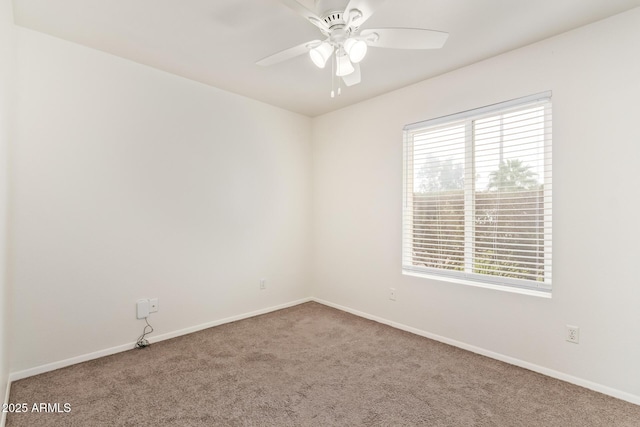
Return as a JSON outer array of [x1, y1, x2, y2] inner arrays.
[[12, 0, 640, 117]]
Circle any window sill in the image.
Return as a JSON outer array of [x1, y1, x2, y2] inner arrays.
[[402, 270, 552, 299]]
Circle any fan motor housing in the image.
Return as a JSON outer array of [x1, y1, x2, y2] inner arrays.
[[322, 10, 345, 27], [321, 9, 360, 38]]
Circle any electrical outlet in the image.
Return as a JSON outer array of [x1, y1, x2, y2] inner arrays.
[[389, 287, 396, 301], [137, 298, 158, 318], [566, 325, 580, 344], [260, 279, 266, 290]]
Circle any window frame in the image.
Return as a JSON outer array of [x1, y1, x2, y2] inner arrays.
[[402, 92, 552, 295]]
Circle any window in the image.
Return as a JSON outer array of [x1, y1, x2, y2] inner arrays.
[[402, 92, 552, 293]]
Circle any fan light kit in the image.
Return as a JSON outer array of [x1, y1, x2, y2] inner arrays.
[[257, 0, 449, 97]]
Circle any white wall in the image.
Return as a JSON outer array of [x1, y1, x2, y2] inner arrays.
[[0, 0, 15, 409], [11, 28, 312, 372], [312, 8, 640, 400]]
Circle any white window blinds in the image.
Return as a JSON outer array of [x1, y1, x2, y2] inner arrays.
[[402, 92, 552, 292]]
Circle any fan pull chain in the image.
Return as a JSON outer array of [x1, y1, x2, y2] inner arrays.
[[331, 53, 343, 98]]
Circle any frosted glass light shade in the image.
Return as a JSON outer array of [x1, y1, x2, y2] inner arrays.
[[336, 53, 355, 76], [344, 39, 367, 63], [309, 43, 334, 68]]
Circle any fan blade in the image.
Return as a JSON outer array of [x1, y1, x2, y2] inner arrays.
[[256, 40, 320, 66], [361, 28, 449, 49], [280, 0, 329, 31], [344, 0, 388, 26], [342, 63, 361, 87]]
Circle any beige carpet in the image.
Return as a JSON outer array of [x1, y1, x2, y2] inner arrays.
[[7, 302, 640, 426]]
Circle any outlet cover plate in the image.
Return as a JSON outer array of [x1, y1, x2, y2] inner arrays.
[[566, 325, 580, 344]]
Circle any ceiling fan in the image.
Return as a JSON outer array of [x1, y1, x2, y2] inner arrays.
[[257, 0, 449, 96]]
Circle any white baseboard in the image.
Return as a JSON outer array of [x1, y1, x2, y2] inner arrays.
[[311, 297, 640, 406], [9, 297, 312, 382]]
